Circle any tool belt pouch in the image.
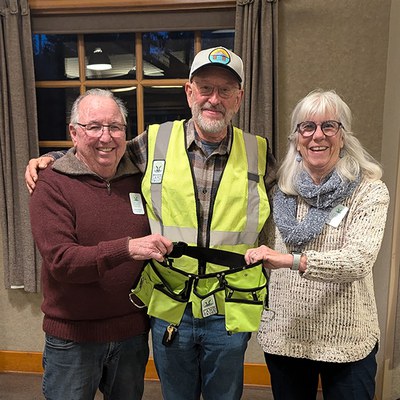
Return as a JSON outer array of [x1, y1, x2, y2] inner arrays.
[[131, 261, 189, 325], [130, 263, 160, 306], [147, 285, 187, 325], [192, 277, 226, 318], [224, 266, 268, 333]]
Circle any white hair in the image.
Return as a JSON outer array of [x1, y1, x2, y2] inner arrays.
[[278, 89, 383, 195], [69, 88, 127, 125]]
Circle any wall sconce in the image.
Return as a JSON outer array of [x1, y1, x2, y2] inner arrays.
[[87, 48, 112, 71]]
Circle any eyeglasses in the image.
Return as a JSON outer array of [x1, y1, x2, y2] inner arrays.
[[296, 120, 343, 137], [76, 122, 126, 138], [192, 81, 240, 99]]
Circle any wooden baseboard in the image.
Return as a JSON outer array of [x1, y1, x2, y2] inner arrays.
[[0, 350, 270, 387]]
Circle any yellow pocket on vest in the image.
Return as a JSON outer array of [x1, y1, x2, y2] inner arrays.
[[147, 286, 187, 325]]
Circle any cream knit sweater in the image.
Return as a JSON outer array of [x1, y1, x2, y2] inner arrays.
[[258, 177, 390, 362]]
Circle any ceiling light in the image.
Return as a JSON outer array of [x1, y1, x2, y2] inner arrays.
[[87, 48, 112, 71]]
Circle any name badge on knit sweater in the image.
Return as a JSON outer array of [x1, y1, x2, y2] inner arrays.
[[326, 204, 349, 228], [129, 193, 145, 215]]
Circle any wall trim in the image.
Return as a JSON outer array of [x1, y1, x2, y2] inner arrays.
[[28, 0, 236, 15], [0, 351, 270, 387]]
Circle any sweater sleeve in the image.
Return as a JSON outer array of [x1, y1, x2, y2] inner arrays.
[[301, 180, 390, 283], [29, 170, 133, 284]]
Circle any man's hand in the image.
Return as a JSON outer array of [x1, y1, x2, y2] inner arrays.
[[129, 234, 173, 263], [25, 156, 54, 194]]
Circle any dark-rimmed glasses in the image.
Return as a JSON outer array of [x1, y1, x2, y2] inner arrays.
[[191, 81, 240, 100], [296, 120, 343, 137], [76, 122, 126, 138]]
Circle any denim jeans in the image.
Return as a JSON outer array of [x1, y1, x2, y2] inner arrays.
[[42, 333, 149, 400], [265, 343, 378, 400], [150, 304, 251, 400]]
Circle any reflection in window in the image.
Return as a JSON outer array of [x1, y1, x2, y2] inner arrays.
[[32, 34, 78, 81], [85, 33, 136, 80], [143, 86, 191, 128], [201, 30, 235, 52], [107, 87, 137, 140], [36, 87, 80, 141], [33, 29, 235, 145], [142, 32, 194, 79]]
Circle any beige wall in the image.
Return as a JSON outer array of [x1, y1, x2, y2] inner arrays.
[[1, 0, 399, 398], [379, 1, 400, 399], [0, 229, 43, 351]]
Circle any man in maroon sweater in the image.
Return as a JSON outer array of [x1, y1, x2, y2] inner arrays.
[[29, 89, 172, 400]]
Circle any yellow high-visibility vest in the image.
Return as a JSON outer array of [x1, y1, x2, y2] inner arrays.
[[134, 120, 271, 332]]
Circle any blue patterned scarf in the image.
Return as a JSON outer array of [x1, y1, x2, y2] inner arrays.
[[273, 170, 360, 248]]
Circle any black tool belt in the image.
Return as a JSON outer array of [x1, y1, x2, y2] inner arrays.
[[130, 242, 268, 333]]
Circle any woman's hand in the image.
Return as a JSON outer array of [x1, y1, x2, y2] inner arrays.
[[245, 245, 293, 269]]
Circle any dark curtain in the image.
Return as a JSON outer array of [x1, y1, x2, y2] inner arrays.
[[233, 0, 278, 149], [0, 0, 41, 292]]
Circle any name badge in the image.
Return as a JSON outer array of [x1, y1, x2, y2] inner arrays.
[[201, 294, 218, 317], [129, 193, 145, 215], [326, 204, 349, 228], [151, 160, 165, 184]]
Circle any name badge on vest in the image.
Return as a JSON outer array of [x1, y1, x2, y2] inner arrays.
[[151, 160, 165, 184], [129, 193, 145, 215], [326, 204, 349, 228], [201, 294, 218, 317]]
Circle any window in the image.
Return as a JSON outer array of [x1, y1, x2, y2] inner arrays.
[[33, 30, 235, 153]]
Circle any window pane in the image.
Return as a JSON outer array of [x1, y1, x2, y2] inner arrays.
[[85, 33, 136, 80], [142, 32, 194, 79], [201, 30, 235, 50], [143, 87, 191, 128], [36, 87, 80, 141], [32, 34, 78, 81], [100, 87, 138, 140]]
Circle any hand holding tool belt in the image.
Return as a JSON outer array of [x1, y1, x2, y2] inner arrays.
[[130, 242, 269, 334]]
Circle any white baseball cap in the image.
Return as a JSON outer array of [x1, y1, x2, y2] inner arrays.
[[189, 47, 244, 88]]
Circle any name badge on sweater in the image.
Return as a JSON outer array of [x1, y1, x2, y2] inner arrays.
[[326, 204, 348, 228], [129, 193, 145, 215]]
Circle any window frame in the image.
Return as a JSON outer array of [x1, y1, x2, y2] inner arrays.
[[31, 0, 236, 150]]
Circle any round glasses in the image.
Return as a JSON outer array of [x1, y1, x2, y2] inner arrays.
[[76, 122, 126, 138], [192, 81, 240, 100], [296, 120, 343, 137]]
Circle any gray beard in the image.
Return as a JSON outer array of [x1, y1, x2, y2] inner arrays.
[[192, 102, 230, 135], [196, 114, 227, 135]]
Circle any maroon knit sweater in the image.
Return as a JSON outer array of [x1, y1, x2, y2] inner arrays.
[[30, 151, 150, 342]]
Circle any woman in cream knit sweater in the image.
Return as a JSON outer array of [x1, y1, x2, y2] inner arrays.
[[245, 89, 389, 400]]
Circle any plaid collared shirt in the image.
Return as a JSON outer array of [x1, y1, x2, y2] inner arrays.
[[127, 118, 276, 247]]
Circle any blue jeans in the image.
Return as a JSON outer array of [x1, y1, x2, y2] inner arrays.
[[150, 304, 251, 400], [265, 343, 378, 400], [42, 333, 149, 400]]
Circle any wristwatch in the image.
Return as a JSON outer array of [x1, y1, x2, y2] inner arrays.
[[291, 252, 302, 271]]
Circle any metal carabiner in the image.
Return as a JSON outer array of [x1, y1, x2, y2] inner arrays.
[[129, 292, 147, 309]]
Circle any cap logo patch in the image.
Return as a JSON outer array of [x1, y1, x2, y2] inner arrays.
[[208, 48, 230, 66]]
